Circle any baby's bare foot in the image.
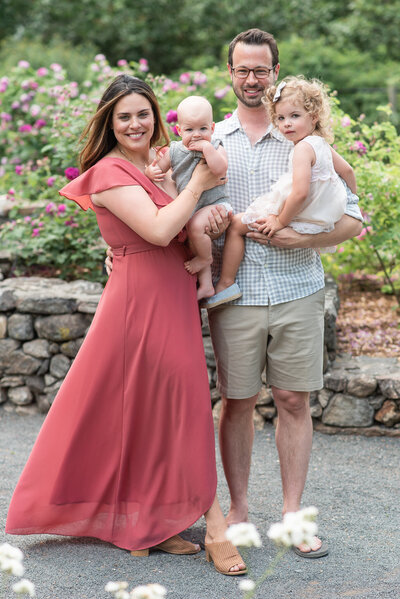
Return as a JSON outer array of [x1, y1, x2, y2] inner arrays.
[[184, 256, 212, 275]]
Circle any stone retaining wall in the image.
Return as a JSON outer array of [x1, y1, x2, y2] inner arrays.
[[1, 276, 399, 435]]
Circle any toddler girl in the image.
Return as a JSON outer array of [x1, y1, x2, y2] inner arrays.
[[145, 96, 237, 302], [207, 76, 356, 307]]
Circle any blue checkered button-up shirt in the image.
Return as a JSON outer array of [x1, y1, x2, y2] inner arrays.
[[212, 110, 362, 306]]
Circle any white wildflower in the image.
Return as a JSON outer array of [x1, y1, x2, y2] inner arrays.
[[130, 586, 153, 599], [0, 543, 24, 562], [147, 584, 167, 598], [115, 591, 130, 599], [267, 507, 318, 547], [0, 556, 25, 577], [12, 579, 36, 597], [226, 522, 262, 548], [238, 579, 256, 591]]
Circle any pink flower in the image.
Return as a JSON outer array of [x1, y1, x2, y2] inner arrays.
[[338, 246, 345, 253], [24, 216, 31, 223], [37, 67, 49, 77], [8, 188, 15, 195], [179, 72, 191, 84], [91, 63, 100, 72], [117, 59, 128, 66], [187, 85, 197, 92], [30, 81, 38, 90], [47, 176, 56, 187], [139, 58, 149, 72], [166, 109, 178, 123], [30, 104, 41, 117], [50, 63, 62, 72], [64, 167, 80, 180], [214, 85, 231, 99], [171, 125, 180, 136], [58, 204, 66, 213], [21, 79, 30, 90], [32, 228, 40, 237], [341, 116, 351, 127], [351, 141, 367, 155], [45, 202, 56, 213], [34, 118, 47, 128], [224, 113, 233, 119], [18, 124, 33, 133], [11, 101, 20, 109], [15, 165, 24, 175], [18, 60, 30, 68], [0, 112, 12, 122], [162, 79, 180, 92], [193, 71, 207, 85], [0, 78, 8, 93], [95, 54, 106, 61]]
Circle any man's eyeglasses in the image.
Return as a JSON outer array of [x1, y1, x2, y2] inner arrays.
[[231, 66, 276, 79]]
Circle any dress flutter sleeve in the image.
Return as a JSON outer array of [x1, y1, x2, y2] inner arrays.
[[59, 157, 173, 211]]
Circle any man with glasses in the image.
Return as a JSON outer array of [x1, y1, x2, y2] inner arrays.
[[208, 28, 363, 557]]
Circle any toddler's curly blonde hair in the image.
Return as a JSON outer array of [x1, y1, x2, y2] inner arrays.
[[263, 76, 333, 143]]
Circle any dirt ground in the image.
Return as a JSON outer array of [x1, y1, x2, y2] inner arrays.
[[336, 279, 400, 358]]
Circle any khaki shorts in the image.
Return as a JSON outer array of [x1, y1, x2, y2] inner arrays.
[[208, 290, 325, 399]]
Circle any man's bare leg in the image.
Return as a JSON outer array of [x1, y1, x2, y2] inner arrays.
[[272, 387, 322, 553], [219, 394, 258, 525]]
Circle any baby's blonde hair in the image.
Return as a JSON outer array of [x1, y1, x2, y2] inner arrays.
[[263, 76, 333, 143]]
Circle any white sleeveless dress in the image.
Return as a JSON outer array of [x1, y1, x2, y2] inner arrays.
[[242, 135, 347, 250]]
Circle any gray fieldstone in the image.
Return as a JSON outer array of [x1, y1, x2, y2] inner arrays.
[[257, 386, 273, 406], [257, 405, 276, 420], [60, 338, 83, 358], [0, 289, 16, 311], [2, 350, 42, 376], [34, 313, 91, 342], [323, 370, 347, 392], [22, 339, 51, 359], [8, 385, 33, 405], [368, 395, 385, 410], [37, 359, 50, 376], [24, 375, 45, 394], [323, 274, 339, 353], [0, 387, 7, 404], [36, 394, 52, 413], [377, 375, 400, 399], [0, 376, 24, 388], [310, 394, 323, 418], [49, 354, 71, 378], [317, 388, 333, 408], [0, 314, 7, 338], [253, 409, 265, 431], [347, 374, 377, 397], [44, 374, 57, 386], [202, 336, 216, 369], [7, 313, 34, 340], [16, 297, 77, 314], [49, 343, 60, 354], [77, 300, 99, 314], [322, 393, 374, 427]]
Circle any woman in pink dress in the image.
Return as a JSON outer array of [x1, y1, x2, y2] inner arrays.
[[6, 75, 246, 576]]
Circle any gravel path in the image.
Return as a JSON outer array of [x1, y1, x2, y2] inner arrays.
[[1, 409, 399, 599]]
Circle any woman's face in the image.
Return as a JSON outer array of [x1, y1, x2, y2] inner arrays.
[[112, 92, 155, 153]]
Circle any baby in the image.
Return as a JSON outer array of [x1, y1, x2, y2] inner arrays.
[[145, 96, 237, 302]]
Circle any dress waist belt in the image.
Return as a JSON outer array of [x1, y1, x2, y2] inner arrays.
[[112, 240, 180, 256]]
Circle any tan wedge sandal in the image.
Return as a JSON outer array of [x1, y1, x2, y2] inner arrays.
[[204, 540, 247, 576], [131, 534, 201, 557]]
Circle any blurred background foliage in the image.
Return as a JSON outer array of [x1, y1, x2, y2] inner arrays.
[[0, 0, 399, 125]]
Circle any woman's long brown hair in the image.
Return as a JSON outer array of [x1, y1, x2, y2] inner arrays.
[[79, 75, 170, 172]]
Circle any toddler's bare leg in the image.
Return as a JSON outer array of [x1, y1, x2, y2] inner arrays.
[[215, 215, 249, 294], [184, 206, 217, 276]]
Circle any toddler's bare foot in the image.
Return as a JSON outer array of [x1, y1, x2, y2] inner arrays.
[[197, 284, 215, 302], [184, 256, 212, 275]]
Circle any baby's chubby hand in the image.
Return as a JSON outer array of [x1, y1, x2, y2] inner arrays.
[[187, 139, 210, 153], [145, 158, 165, 182]]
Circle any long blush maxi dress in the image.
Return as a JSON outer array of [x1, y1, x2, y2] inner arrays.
[[6, 158, 217, 551]]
